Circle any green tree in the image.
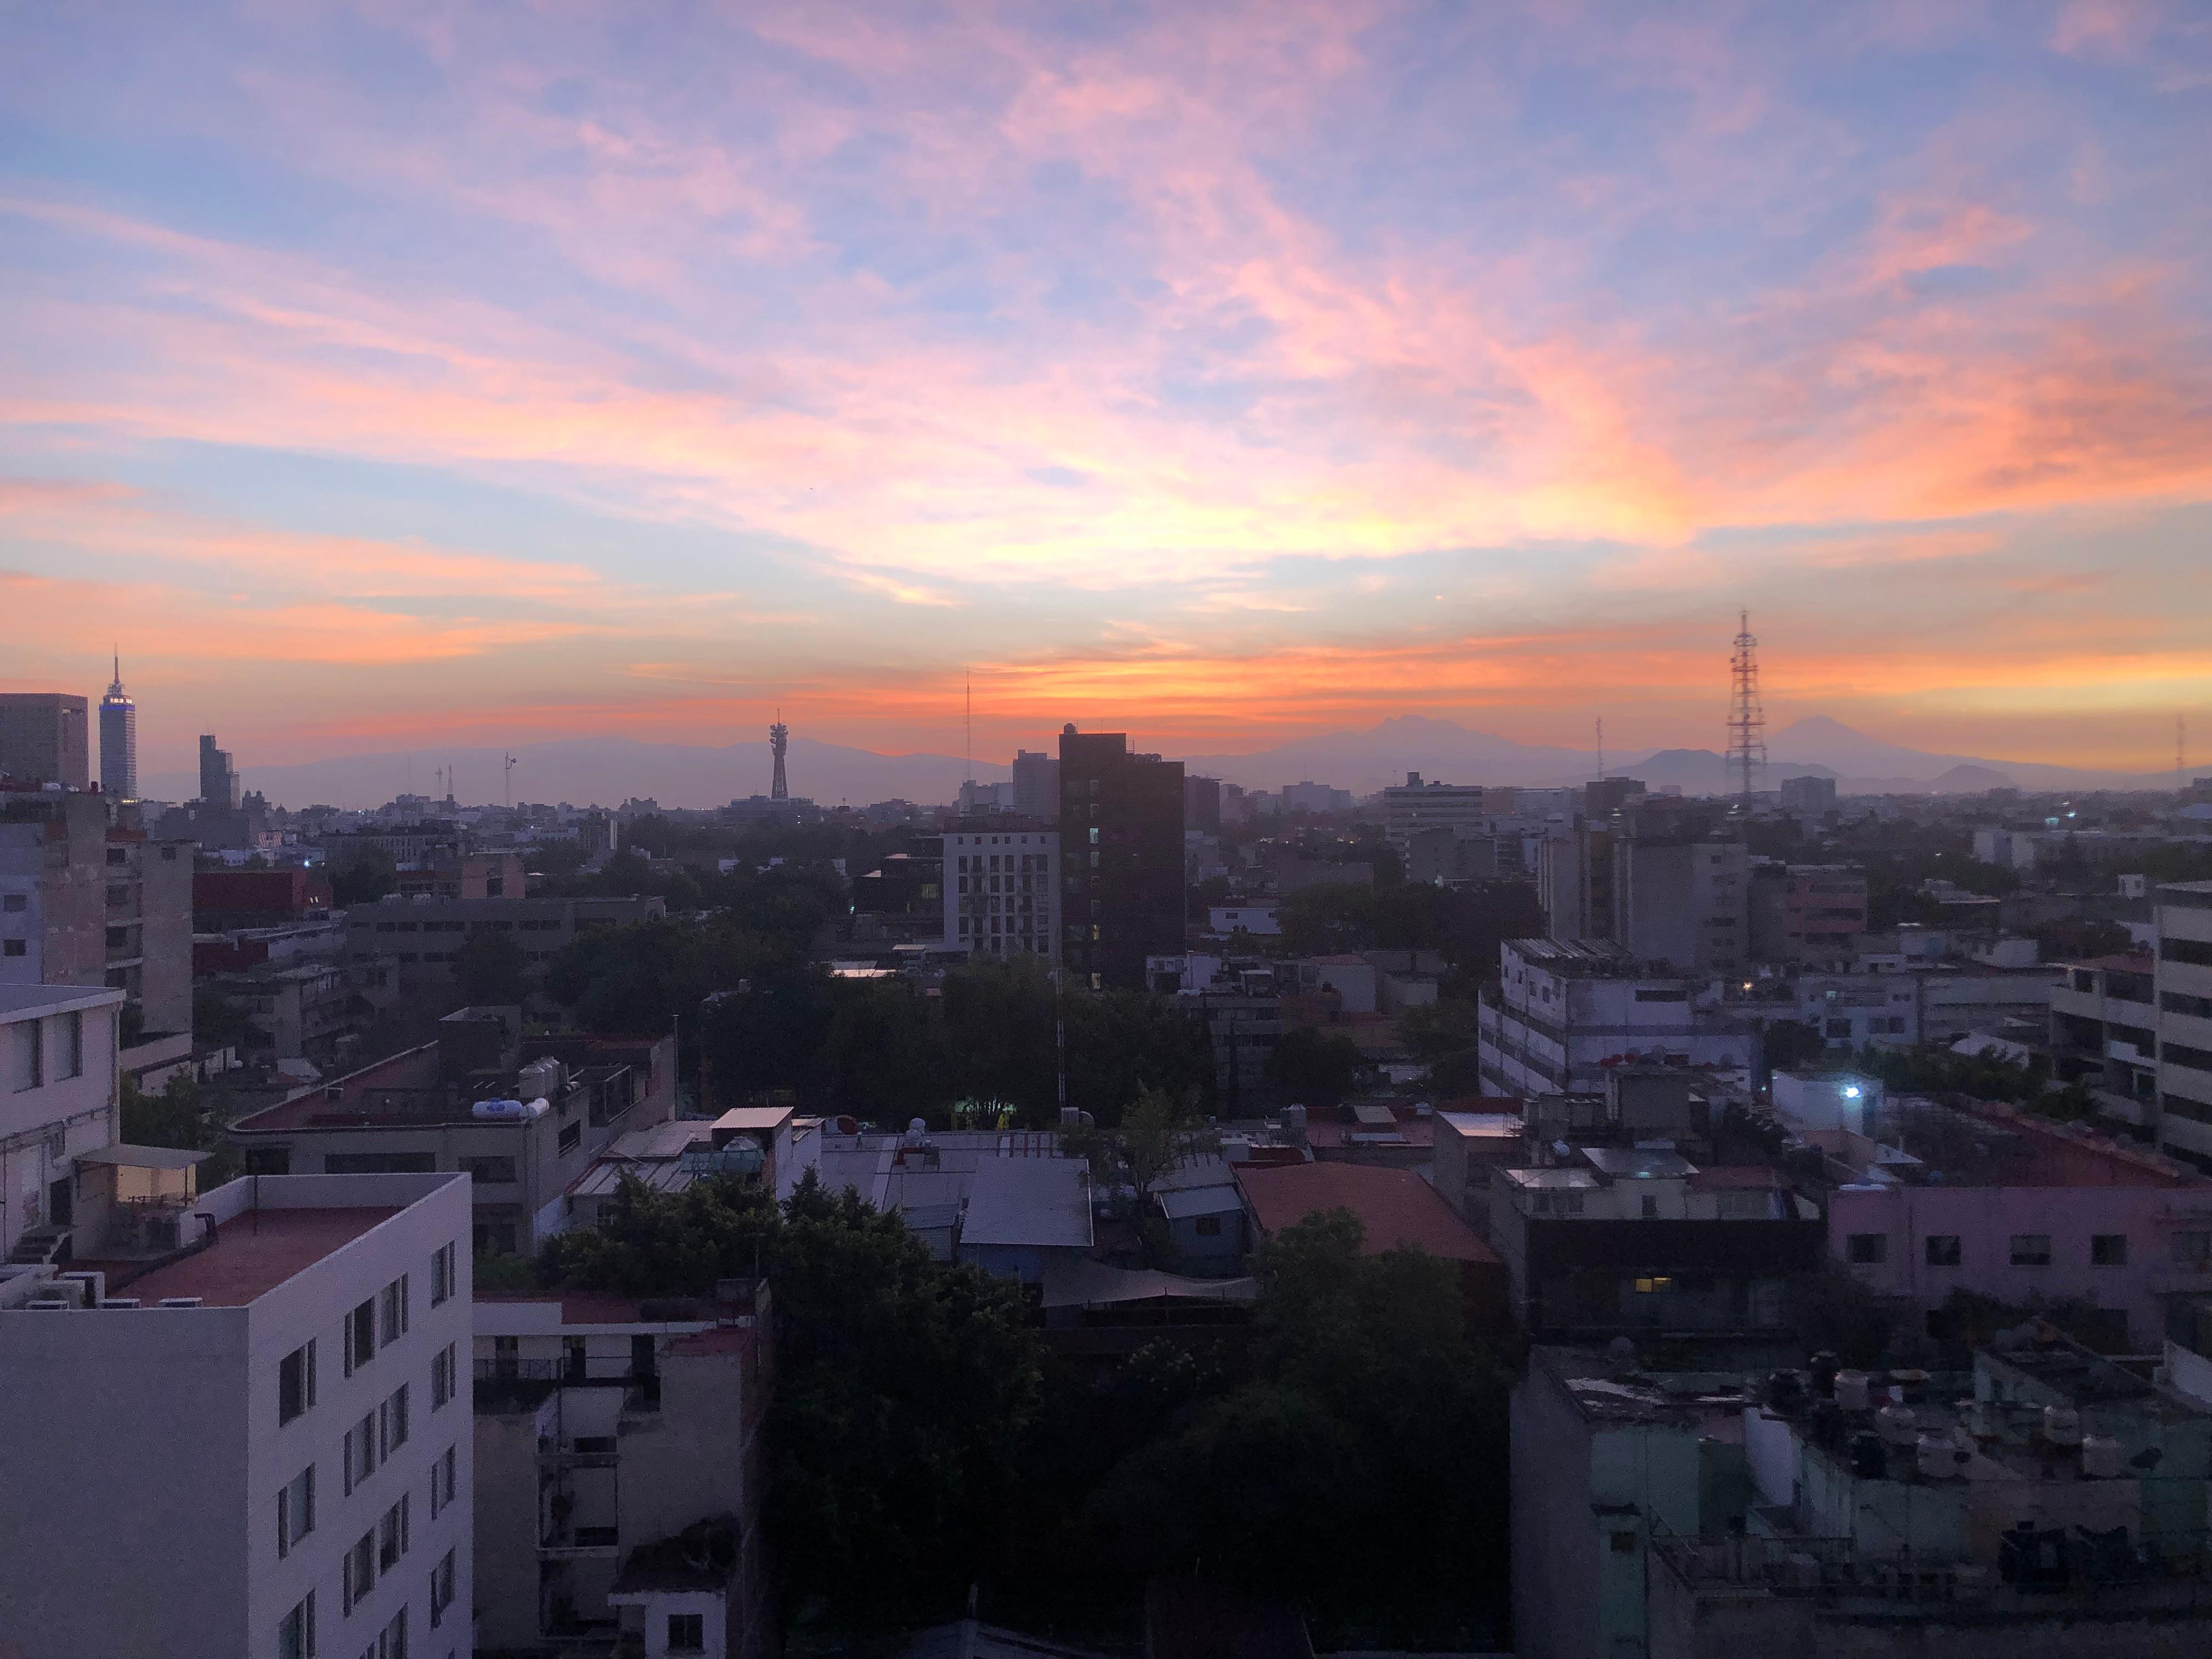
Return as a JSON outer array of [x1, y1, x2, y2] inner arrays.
[[1063, 1084, 1218, 1210], [453, 928, 529, 1006], [328, 851, 397, 906], [1763, 1018, 1827, 1076], [543, 1172, 1043, 1629], [1264, 1024, 1364, 1109], [193, 986, 261, 1053]]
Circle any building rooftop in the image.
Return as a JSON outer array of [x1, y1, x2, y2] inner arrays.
[[1234, 1161, 1499, 1263], [1687, 1165, 1787, 1190], [1437, 1111, 1524, 1138], [1583, 1147, 1697, 1181], [0, 983, 126, 1020], [99, 1206, 399, 1306], [960, 1158, 1093, 1250], [1842, 1096, 2194, 1189], [1502, 1167, 1604, 1190]]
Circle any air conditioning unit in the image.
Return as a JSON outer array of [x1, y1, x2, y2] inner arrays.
[[25, 1298, 73, 1311], [101, 1297, 141, 1308], [159, 1297, 204, 1309]]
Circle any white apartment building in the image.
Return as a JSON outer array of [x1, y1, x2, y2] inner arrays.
[[2, 983, 125, 1262], [0, 1171, 474, 1659], [1477, 938, 1759, 1097], [944, 828, 1060, 962]]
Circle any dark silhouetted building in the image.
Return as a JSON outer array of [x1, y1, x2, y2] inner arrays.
[[1059, 726, 1184, 989], [198, 733, 239, 809], [0, 694, 90, 792], [1183, 774, 1221, 834]]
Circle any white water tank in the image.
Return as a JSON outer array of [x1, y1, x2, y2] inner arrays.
[[472, 1098, 526, 1120], [1835, 1370, 1872, 1411], [1877, 1404, 1919, 1447], [1916, 1432, 1966, 1480], [2081, 1434, 2123, 1479], [2044, 1406, 2083, 1447]]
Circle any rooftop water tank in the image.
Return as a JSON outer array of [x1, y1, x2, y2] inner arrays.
[[2044, 1406, 2083, 1447], [2081, 1434, 2123, 1479], [1835, 1370, 1872, 1412], [472, 1098, 527, 1120], [1877, 1404, 1919, 1447]]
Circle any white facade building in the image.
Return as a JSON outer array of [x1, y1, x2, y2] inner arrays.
[[944, 828, 1060, 962], [1, 983, 125, 1261], [1477, 938, 1759, 1097], [0, 1169, 473, 1659]]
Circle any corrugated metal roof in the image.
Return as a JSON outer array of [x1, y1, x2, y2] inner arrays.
[[960, 1158, 1092, 1249], [1158, 1183, 1242, 1220]]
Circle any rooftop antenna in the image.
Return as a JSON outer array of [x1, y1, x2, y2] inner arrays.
[[1595, 718, 1606, 782], [1727, 609, 1767, 809], [964, 671, 973, 785], [2181, 713, 2190, 794], [769, 713, 789, 802], [503, 752, 517, 809]]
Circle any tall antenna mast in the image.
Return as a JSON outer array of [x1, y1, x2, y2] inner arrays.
[[1727, 609, 1767, 809], [769, 712, 789, 802], [2181, 713, 2190, 793], [964, 672, 973, 784], [1594, 718, 1605, 781], [503, 752, 516, 809]]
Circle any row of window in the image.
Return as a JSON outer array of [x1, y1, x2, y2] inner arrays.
[[273, 1448, 458, 1659], [1846, 1231, 2130, 1267], [278, 1245, 459, 1426], [955, 854, 1048, 874], [8, 1011, 88, 1092]]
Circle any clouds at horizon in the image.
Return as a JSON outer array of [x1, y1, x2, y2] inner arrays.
[[4, 0, 2210, 773]]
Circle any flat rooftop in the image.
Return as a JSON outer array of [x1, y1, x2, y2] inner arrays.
[[102, 1206, 399, 1307], [0, 983, 126, 1019]]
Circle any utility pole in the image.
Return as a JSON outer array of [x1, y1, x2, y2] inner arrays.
[[1727, 610, 1767, 810]]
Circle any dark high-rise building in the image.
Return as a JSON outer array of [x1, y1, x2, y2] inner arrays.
[[100, 654, 138, 803], [198, 733, 239, 809], [0, 693, 90, 791], [1059, 725, 1184, 989], [1183, 774, 1222, 834], [1012, 748, 1059, 822]]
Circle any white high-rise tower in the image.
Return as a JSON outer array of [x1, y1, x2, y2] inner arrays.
[[99, 650, 138, 802]]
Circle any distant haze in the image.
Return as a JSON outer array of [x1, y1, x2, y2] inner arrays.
[[143, 714, 2170, 811]]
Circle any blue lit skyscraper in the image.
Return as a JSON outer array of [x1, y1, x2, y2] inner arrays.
[[99, 651, 137, 802]]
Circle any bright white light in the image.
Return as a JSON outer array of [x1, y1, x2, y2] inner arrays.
[[1842, 1085, 1862, 1099]]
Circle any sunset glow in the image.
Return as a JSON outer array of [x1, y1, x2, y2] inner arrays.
[[5, 2, 2210, 775]]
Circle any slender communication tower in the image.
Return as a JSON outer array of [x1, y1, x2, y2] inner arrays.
[[503, 752, 517, 808], [1594, 718, 1606, 781], [1727, 610, 1767, 808], [769, 714, 789, 801]]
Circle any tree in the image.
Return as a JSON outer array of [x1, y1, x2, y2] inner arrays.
[[1763, 1019, 1827, 1076], [454, 928, 529, 1006], [542, 1172, 1042, 1629], [1264, 1024, 1364, 1109], [328, 851, 397, 906], [193, 986, 261, 1053], [1063, 1084, 1218, 1209]]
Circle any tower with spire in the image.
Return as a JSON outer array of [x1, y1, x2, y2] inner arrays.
[[769, 715, 789, 801], [99, 648, 138, 803]]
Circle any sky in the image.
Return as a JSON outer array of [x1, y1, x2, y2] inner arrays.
[[4, 0, 2210, 778]]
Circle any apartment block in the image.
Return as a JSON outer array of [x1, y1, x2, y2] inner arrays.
[[474, 1287, 772, 1658], [1612, 837, 1750, 973], [1, 983, 126, 1262], [1058, 727, 1184, 990], [2157, 881, 2212, 1164], [346, 894, 667, 997], [1477, 939, 1759, 1097], [0, 692, 91, 791], [0, 1170, 473, 1659], [1747, 864, 1869, 966], [101, 825, 195, 1038], [1380, 774, 1490, 853], [943, 826, 1059, 962], [228, 1009, 675, 1257]]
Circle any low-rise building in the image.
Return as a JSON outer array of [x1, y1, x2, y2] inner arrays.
[[1479, 938, 1760, 1097], [1235, 1159, 1506, 1324], [0, 1169, 474, 1659], [2, 983, 126, 1263], [1514, 1334, 2212, 1659], [228, 1008, 675, 1257], [346, 893, 667, 997], [473, 1286, 771, 1659], [1816, 1092, 2204, 1350]]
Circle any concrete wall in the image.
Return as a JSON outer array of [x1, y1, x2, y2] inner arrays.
[[1, 990, 121, 1256], [0, 1172, 472, 1659]]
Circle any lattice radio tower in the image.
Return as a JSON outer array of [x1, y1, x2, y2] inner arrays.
[[769, 713, 789, 801], [1727, 610, 1767, 808]]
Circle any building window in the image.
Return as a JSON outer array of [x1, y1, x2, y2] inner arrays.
[[277, 1464, 316, 1559], [1, 892, 22, 911], [279, 1341, 317, 1425], [2175, 1231, 2212, 1265], [2011, 1234, 2053, 1267], [1925, 1235, 1962, 1267], [1194, 1215, 1223, 1237], [379, 1276, 410, 1345], [343, 1531, 375, 1614], [558, 1120, 582, 1154], [459, 1156, 517, 1185], [669, 1613, 706, 1652], [430, 1241, 456, 1305], [346, 1298, 376, 1375], [11, 1018, 43, 1092], [1640, 1194, 1660, 1220], [375, 1606, 407, 1659], [432, 1343, 456, 1409], [1846, 1233, 1888, 1265], [428, 1549, 456, 1628], [380, 1384, 410, 1458], [1632, 1276, 1672, 1294], [276, 1593, 315, 1659], [2, 939, 23, 957], [430, 1445, 456, 1519], [345, 1411, 377, 1494], [2092, 1234, 2129, 1267], [377, 1493, 411, 1573], [1610, 1531, 1638, 1555], [58, 1011, 83, 1079]]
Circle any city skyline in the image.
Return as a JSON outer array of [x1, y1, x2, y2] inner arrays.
[[5, 3, 2210, 770]]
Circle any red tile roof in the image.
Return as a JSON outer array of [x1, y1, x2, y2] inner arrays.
[[1234, 1162, 1498, 1263], [101, 1207, 399, 1306]]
